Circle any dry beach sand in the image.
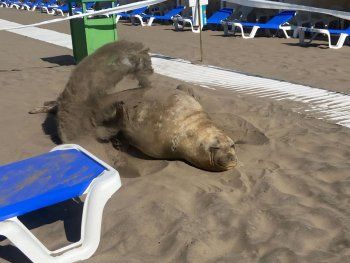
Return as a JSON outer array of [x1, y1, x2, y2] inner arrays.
[[1, 8, 350, 263]]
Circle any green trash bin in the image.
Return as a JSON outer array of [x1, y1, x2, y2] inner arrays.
[[68, 0, 118, 63]]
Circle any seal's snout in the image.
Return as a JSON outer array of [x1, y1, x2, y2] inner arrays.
[[218, 152, 238, 169]]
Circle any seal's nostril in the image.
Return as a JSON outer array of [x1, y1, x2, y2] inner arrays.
[[230, 155, 237, 162]]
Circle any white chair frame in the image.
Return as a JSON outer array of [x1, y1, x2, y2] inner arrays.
[[222, 21, 293, 39], [0, 144, 121, 263], [298, 26, 349, 49]]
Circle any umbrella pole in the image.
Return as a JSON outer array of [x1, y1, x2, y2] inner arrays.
[[197, 0, 203, 62]]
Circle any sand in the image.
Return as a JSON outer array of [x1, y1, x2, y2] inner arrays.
[[1, 8, 350, 263]]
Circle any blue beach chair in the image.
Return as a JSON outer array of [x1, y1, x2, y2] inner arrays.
[[71, 2, 95, 15], [9, 0, 22, 9], [18, 0, 33, 9], [223, 10, 296, 39], [54, 2, 84, 16], [0, 144, 121, 263], [0, 0, 17, 8], [143, 5, 185, 26], [115, 6, 148, 24], [207, 8, 233, 26], [298, 25, 350, 49], [40, 0, 58, 14], [54, 2, 71, 16], [23, 0, 43, 11]]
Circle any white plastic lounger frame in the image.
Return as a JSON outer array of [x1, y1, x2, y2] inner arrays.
[[41, 5, 57, 15], [131, 14, 147, 26], [54, 8, 67, 16], [298, 26, 349, 49], [22, 4, 31, 11], [9, 2, 20, 9], [222, 21, 293, 39], [0, 144, 121, 263]]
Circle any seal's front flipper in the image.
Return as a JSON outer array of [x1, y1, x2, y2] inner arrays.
[[93, 101, 124, 142], [29, 101, 58, 114], [176, 84, 200, 101]]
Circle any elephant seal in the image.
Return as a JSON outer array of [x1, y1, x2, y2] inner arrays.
[[30, 41, 237, 172], [96, 84, 238, 171]]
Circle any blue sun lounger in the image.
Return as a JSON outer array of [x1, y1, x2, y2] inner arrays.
[[141, 5, 185, 26], [40, 0, 58, 14], [223, 10, 296, 39], [54, 2, 75, 16], [207, 8, 233, 26], [23, 0, 43, 11], [0, 0, 19, 8], [298, 25, 350, 49], [114, 6, 148, 24], [8, 0, 22, 9], [0, 144, 121, 263]]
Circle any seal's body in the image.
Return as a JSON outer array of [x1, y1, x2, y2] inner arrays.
[[30, 41, 237, 172], [97, 85, 238, 172]]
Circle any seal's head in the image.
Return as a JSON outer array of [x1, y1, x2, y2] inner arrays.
[[208, 134, 238, 172], [185, 131, 238, 172]]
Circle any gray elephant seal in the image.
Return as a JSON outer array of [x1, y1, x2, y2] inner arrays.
[[30, 41, 237, 172]]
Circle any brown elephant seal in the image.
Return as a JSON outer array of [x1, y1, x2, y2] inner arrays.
[[30, 41, 237, 172], [95, 84, 238, 172]]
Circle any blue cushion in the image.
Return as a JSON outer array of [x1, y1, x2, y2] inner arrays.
[[143, 6, 185, 21], [0, 149, 105, 221], [328, 27, 350, 35], [207, 8, 233, 25], [239, 11, 296, 29]]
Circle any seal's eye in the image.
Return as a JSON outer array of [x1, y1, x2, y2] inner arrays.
[[231, 144, 236, 149], [210, 146, 220, 151]]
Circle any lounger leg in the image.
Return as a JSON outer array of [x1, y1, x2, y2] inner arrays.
[[188, 20, 200, 34], [133, 14, 145, 26], [247, 26, 259, 39], [147, 17, 155, 26], [329, 33, 348, 49], [52, 171, 120, 262], [115, 14, 121, 24], [0, 218, 54, 262], [235, 24, 259, 39], [281, 28, 290, 39]]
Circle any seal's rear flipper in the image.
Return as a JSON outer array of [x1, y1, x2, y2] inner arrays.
[[29, 101, 58, 114], [176, 84, 200, 101]]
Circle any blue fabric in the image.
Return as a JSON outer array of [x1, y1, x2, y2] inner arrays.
[[26, 0, 42, 8], [0, 149, 105, 221], [239, 11, 296, 29], [40, 0, 57, 8], [207, 8, 233, 25], [328, 26, 350, 35], [19, 0, 32, 7], [119, 6, 148, 18], [55, 2, 77, 13], [143, 6, 185, 21]]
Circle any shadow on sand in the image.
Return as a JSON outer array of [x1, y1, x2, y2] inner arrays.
[[41, 55, 76, 66]]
